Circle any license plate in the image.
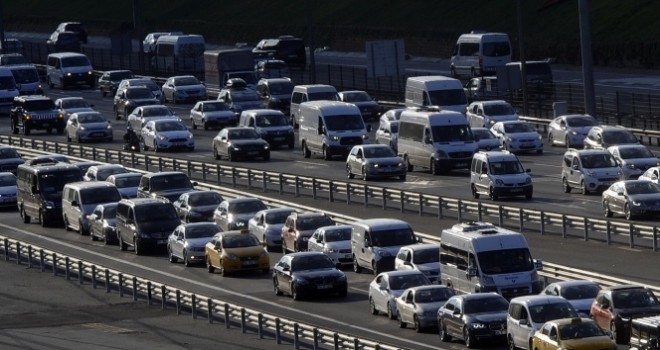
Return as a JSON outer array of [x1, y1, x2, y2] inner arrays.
[[157, 239, 166, 244], [273, 137, 285, 141], [495, 330, 506, 335], [91, 132, 104, 137], [344, 254, 352, 259], [42, 123, 49, 128], [243, 260, 257, 265], [454, 162, 467, 168], [510, 188, 523, 193], [522, 143, 534, 148], [247, 151, 259, 155], [317, 284, 332, 290]]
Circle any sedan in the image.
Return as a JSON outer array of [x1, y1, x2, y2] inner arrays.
[[127, 105, 179, 131], [84, 164, 128, 182], [212, 127, 270, 162], [105, 172, 142, 199], [213, 197, 268, 231], [346, 144, 406, 181], [396, 285, 455, 332], [531, 318, 616, 350], [141, 119, 194, 152], [608, 144, 660, 179], [394, 243, 441, 284], [55, 96, 95, 121], [272, 252, 347, 300], [307, 225, 353, 266], [98, 69, 133, 97], [205, 230, 270, 276], [369, 270, 431, 320], [248, 207, 296, 252], [162, 75, 206, 104], [0, 172, 17, 208], [189, 100, 236, 130], [173, 190, 224, 223], [472, 127, 502, 151], [88, 203, 118, 244], [167, 223, 220, 267], [540, 280, 602, 317], [438, 293, 510, 348], [639, 166, 660, 184], [547, 114, 600, 148], [602, 180, 660, 220], [491, 120, 544, 154], [64, 112, 113, 143]]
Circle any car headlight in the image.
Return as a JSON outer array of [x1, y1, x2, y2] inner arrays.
[[263, 145, 269, 150], [188, 132, 194, 139], [398, 162, 405, 167], [470, 323, 486, 329], [324, 247, 336, 253], [537, 134, 543, 140], [66, 72, 72, 77], [158, 135, 168, 141], [362, 134, 369, 140], [626, 164, 636, 169], [87, 71, 93, 76], [488, 120, 496, 126], [507, 137, 513, 142], [495, 179, 504, 186], [45, 201, 54, 209], [632, 200, 643, 206], [570, 130, 579, 136], [525, 177, 532, 184], [225, 253, 239, 260], [79, 125, 86, 131], [331, 135, 339, 141], [106, 124, 113, 130]]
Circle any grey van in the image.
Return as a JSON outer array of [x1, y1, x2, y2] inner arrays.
[[62, 181, 121, 235], [351, 218, 419, 275], [116, 197, 180, 255]]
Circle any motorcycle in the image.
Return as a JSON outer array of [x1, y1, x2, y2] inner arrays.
[[123, 133, 141, 152]]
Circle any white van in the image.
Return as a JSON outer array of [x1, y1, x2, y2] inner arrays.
[[439, 221, 544, 298], [351, 218, 419, 275], [404, 76, 468, 113], [154, 34, 205, 73], [299, 101, 371, 160], [46, 52, 95, 89], [450, 32, 511, 77], [290, 84, 339, 128], [8, 64, 42, 96], [0, 67, 19, 114], [62, 181, 121, 235], [397, 109, 477, 174]]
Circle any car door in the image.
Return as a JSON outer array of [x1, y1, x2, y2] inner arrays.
[[89, 207, 102, 237], [373, 275, 391, 313], [191, 102, 202, 124], [348, 147, 362, 174], [308, 230, 322, 252], [282, 217, 295, 251], [275, 257, 293, 294], [170, 227, 184, 259], [142, 123, 156, 148], [609, 183, 625, 213], [66, 115, 77, 139], [215, 204, 228, 230], [445, 299, 462, 336], [249, 212, 264, 238], [567, 156, 583, 186], [475, 159, 490, 193], [218, 130, 230, 157], [208, 236, 222, 268], [163, 78, 173, 100], [590, 293, 610, 330], [399, 290, 415, 325]]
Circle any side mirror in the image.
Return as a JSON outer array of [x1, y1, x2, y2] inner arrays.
[[526, 169, 531, 173], [365, 239, 372, 247], [71, 200, 79, 207], [572, 164, 579, 170], [519, 318, 529, 326], [424, 135, 432, 144], [601, 300, 610, 309], [467, 266, 478, 277], [31, 185, 39, 194], [366, 124, 372, 132], [534, 259, 543, 271], [617, 191, 624, 196]]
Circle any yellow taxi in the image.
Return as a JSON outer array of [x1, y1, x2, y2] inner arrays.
[[531, 318, 617, 350], [205, 229, 270, 276]]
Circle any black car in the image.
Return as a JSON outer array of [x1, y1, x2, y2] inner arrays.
[[252, 35, 306, 70], [212, 127, 270, 162], [113, 86, 160, 120], [273, 252, 348, 300], [55, 22, 88, 44], [172, 190, 224, 223], [136, 171, 197, 203], [256, 78, 294, 115], [438, 293, 509, 348], [10, 95, 64, 135], [98, 70, 134, 97]]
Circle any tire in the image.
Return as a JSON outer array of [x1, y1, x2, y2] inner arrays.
[[346, 165, 354, 179], [611, 321, 624, 344], [361, 166, 369, 181], [624, 203, 635, 220], [464, 326, 476, 348], [489, 187, 499, 200], [262, 267, 270, 274], [103, 233, 111, 245], [39, 210, 46, 227], [63, 215, 71, 231], [414, 315, 422, 333], [399, 174, 406, 181], [168, 248, 178, 263], [79, 219, 88, 235], [398, 314, 406, 328], [191, 119, 197, 130], [183, 252, 191, 267], [11, 118, 18, 135], [430, 159, 440, 175], [203, 122, 209, 131], [565, 135, 571, 148], [372, 261, 380, 276], [508, 335, 517, 350], [387, 302, 395, 320], [273, 278, 282, 296], [562, 178, 571, 193], [263, 152, 270, 161], [439, 320, 450, 341], [291, 283, 301, 300], [548, 133, 555, 146], [47, 77, 54, 89], [206, 257, 215, 273], [536, 149, 543, 155], [302, 142, 311, 158], [24, 125, 30, 136], [471, 184, 480, 199], [219, 260, 227, 277], [20, 206, 31, 224], [353, 255, 362, 273], [213, 146, 220, 160], [134, 239, 143, 255], [450, 66, 457, 78], [282, 239, 288, 254], [406, 157, 413, 172], [370, 297, 379, 315], [525, 191, 533, 200], [90, 231, 98, 241], [322, 145, 331, 160], [288, 141, 294, 149], [227, 150, 234, 162], [580, 180, 589, 195], [119, 236, 127, 251], [603, 201, 613, 218], [141, 139, 149, 151]]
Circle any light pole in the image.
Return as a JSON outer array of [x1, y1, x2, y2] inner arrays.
[[306, 0, 316, 83], [579, 0, 596, 117], [516, 0, 528, 116]]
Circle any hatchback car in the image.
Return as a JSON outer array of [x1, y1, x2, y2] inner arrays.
[[167, 222, 220, 267], [98, 70, 134, 97], [273, 251, 347, 300], [639, 166, 660, 184], [394, 243, 441, 284], [346, 144, 407, 181], [472, 127, 502, 151], [172, 190, 224, 223], [339, 90, 381, 121], [0, 172, 17, 208], [55, 97, 95, 121], [608, 144, 660, 179], [205, 230, 270, 276], [116, 78, 164, 103], [396, 285, 455, 332], [84, 164, 128, 182], [212, 127, 270, 161], [162, 75, 206, 104], [213, 197, 268, 231], [217, 78, 265, 116], [105, 172, 142, 199], [127, 105, 179, 131], [369, 270, 431, 320], [189, 100, 236, 130], [561, 149, 622, 195], [438, 293, 509, 348], [248, 207, 296, 252], [540, 280, 602, 317], [531, 318, 616, 350], [141, 119, 194, 152], [547, 114, 600, 148], [307, 225, 353, 266], [507, 295, 579, 350], [88, 203, 118, 244], [466, 100, 518, 129], [113, 86, 160, 120], [281, 212, 336, 253], [584, 125, 639, 150], [64, 111, 113, 143], [491, 120, 544, 154], [602, 180, 660, 220]]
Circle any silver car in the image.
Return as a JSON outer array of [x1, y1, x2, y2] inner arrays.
[[64, 111, 113, 143], [189, 100, 236, 130], [608, 144, 660, 179], [106, 172, 142, 199], [213, 197, 268, 231], [369, 270, 431, 319], [307, 225, 352, 266], [167, 223, 220, 267], [472, 127, 502, 151], [55, 96, 94, 121], [141, 119, 194, 152], [162, 75, 206, 104], [0, 172, 17, 208], [395, 285, 455, 332], [602, 180, 660, 220], [172, 190, 224, 223], [127, 105, 179, 131], [490, 120, 543, 154], [88, 203, 118, 244], [346, 144, 406, 181], [639, 166, 660, 184], [540, 280, 601, 317], [547, 114, 599, 148], [375, 118, 399, 152], [84, 164, 128, 182], [248, 207, 295, 252]]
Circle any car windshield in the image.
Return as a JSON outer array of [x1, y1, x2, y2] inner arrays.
[[38, 171, 81, 199], [202, 102, 229, 112], [364, 146, 396, 158], [415, 288, 454, 303], [24, 99, 55, 110], [255, 113, 288, 127], [463, 296, 510, 314], [613, 289, 659, 308], [102, 206, 117, 219], [625, 181, 660, 195], [80, 187, 121, 204], [308, 91, 339, 101], [580, 154, 618, 168], [325, 114, 364, 131], [149, 174, 193, 192], [559, 322, 604, 340], [265, 210, 293, 224], [431, 125, 473, 142], [229, 200, 267, 214], [185, 225, 218, 239], [290, 254, 335, 271], [142, 107, 172, 117], [155, 121, 186, 131], [388, 274, 429, 290], [560, 284, 601, 300], [342, 92, 372, 102], [11, 68, 39, 83], [126, 88, 154, 99], [230, 90, 260, 102], [619, 147, 655, 159], [371, 228, 417, 247], [223, 234, 260, 248], [503, 122, 536, 133], [268, 82, 294, 95], [135, 204, 178, 221], [428, 88, 467, 106], [489, 160, 525, 175], [228, 129, 259, 139], [528, 302, 577, 323], [109, 71, 133, 81], [131, 80, 159, 91], [413, 247, 439, 264], [61, 56, 90, 68], [566, 116, 598, 127], [0, 174, 16, 186], [78, 114, 105, 123], [114, 175, 141, 188], [484, 104, 515, 116], [602, 130, 638, 145], [0, 148, 20, 159], [324, 228, 351, 242], [297, 216, 335, 231], [473, 129, 496, 140], [63, 99, 90, 109], [477, 248, 534, 274], [188, 192, 222, 206], [174, 77, 200, 86], [96, 168, 127, 181]]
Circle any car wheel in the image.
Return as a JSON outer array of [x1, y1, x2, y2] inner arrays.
[[65, 131, 71, 142], [565, 135, 571, 148], [39, 209, 47, 227], [154, 142, 160, 153], [168, 247, 178, 263], [47, 77, 54, 89], [183, 251, 191, 267], [213, 146, 221, 160], [119, 236, 127, 251], [20, 206, 31, 224], [191, 119, 197, 130], [489, 187, 499, 200], [548, 133, 555, 146], [353, 255, 362, 273], [405, 156, 413, 172], [398, 313, 406, 328], [414, 315, 422, 333], [141, 139, 149, 151], [303, 143, 311, 158], [430, 159, 440, 175], [79, 219, 88, 235], [293, 241, 299, 252], [114, 108, 120, 120], [372, 260, 380, 276], [471, 184, 480, 199], [370, 297, 379, 315], [361, 166, 369, 181], [439, 320, 450, 341], [63, 215, 71, 231], [291, 283, 301, 300], [103, 233, 111, 245], [536, 149, 543, 155], [346, 164, 354, 179], [450, 66, 457, 78], [611, 321, 624, 344], [525, 191, 533, 200], [273, 278, 282, 296], [562, 178, 571, 193], [206, 257, 215, 273], [288, 141, 294, 149], [463, 326, 476, 348], [387, 302, 395, 320], [624, 203, 635, 220], [227, 150, 234, 162], [263, 152, 270, 161], [90, 231, 98, 241], [399, 174, 406, 181], [203, 122, 209, 131], [580, 180, 589, 195], [508, 335, 517, 350], [134, 239, 144, 255], [603, 201, 613, 218], [219, 259, 227, 277], [322, 145, 331, 160]]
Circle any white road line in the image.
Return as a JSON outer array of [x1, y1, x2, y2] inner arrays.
[[294, 161, 328, 167]]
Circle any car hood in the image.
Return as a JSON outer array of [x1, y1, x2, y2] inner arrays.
[[132, 99, 160, 106], [416, 301, 448, 313], [568, 126, 595, 135], [153, 189, 194, 202], [138, 220, 181, 234], [414, 263, 441, 273], [294, 268, 344, 279], [491, 173, 530, 185], [324, 240, 351, 251], [583, 166, 620, 176], [190, 204, 218, 213], [81, 122, 111, 130], [203, 111, 236, 118], [257, 126, 293, 133], [568, 299, 596, 314], [506, 131, 540, 140], [628, 193, 660, 202], [622, 158, 660, 167], [231, 139, 269, 147], [0, 185, 16, 196], [468, 311, 508, 322], [489, 114, 519, 122], [118, 187, 138, 198], [185, 237, 214, 249], [65, 107, 95, 114], [233, 101, 264, 109], [560, 336, 614, 349], [366, 156, 404, 166], [177, 84, 205, 92], [230, 213, 256, 223]]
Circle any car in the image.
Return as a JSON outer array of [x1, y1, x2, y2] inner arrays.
[[339, 90, 381, 121], [64, 111, 113, 143], [255, 59, 290, 79], [248, 207, 296, 252], [10, 95, 65, 136], [369, 270, 431, 320], [466, 100, 518, 128], [281, 212, 336, 253], [547, 114, 600, 148], [205, 230, 270, 276], [531, 318, 616, 350], [28, 153, 70, 165], [113, 86, 161, 121], [540, 280, 602, 317], [602, 180, 660, 220], [217, 78, 265, 117], [88, 203, 118, 244], [464, 76, 499, 101], [394, 243, 441, 284], [307, 225, 353, 266], [167, 222, 221, 267], [608, 144, 660, 179], [142, 31, 182, 54], [272, 251, 347, 300], [256, 78, 295, 114], [116, 78, 164, 103], [83, 164, 128, 182], [105, 172, 142, 199], [116, 198, 180, 254], [54, 21, 88, 43], [224, 71, 259, 91], [9, 64, 43, 95], [590, 285, 660, 344], [471, 127, 502, 151], [127, 105, 179, 131], [0, 172, 17, 208], [162, 75, 206, 104], [639, 166, 660, 184], [98, 70, 134, 97], [490, 120, 544, 154], [213, 197, 268, 231], [211, 127, 270, 161], [584, 125, 639, 150], [471, 151, 533, 200], [141, 119, 195, 152], [0, 145, 25, 174], [0, 53, 28, 66], [72, 161, 101, 175], [396, 285, 455, 332], [238, 109, 295, 149], [136, 171, 197, 203], [252, 35, 306, 69], [346, 144, 407, 181], [375, 118, 399, 152], [47, 31, 80, 52], [54, 97, 95, 121], [561, 148, 623, 195], [189, 100, 236, 130], [172, 190, 224, 223], [438, 293, 509, 348]]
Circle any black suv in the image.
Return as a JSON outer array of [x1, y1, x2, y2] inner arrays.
[[136, 171, 197, 203], [113, 86, 160, 120], [10, 95, 64, 135]]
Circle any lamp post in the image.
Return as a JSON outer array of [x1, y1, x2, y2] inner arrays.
[[306, 0, 316, 83], [579, 0, 596, 117], [516, 0, 528, 116]]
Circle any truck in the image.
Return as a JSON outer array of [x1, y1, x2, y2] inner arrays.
[[495, 60, 554, 99], [204, 49, 255, 97]]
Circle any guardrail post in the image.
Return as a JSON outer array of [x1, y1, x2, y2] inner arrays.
[[438, 198, 443, 218], [27, 245, 32, 268], [375, 345, 381, 350], [457, 200, 462, 221], [275, 318, 281, 344], [224, 304, 230, 329], [381, 188, 387, 209], [294, 176, 300, 197], [216, 164, 221, 185], [519, 208, 524, 232], [176, 290, 181, 315], [398, 192, 404, 213], [186, 160, 192, 178], [161, 285, 167, 310], [629, 223, 635, 248], [605, 221, 612, 245], [240, 308, 246, 333], [561, 214, 567, 238], [540, 212, 545, 235], [15, 241, 20, 264], [364, 184, 369, 208], [247, 169, 252, 189], [333, 333, 339, 350], [3, 238, 8, 261], [146, 281, 151, 304], [313, 328, 319, 349], [118, 273, 124, 297], [477, 202, 482, 221], [653, 226, 658, 252], [353, 338, 359, 350], [207, 298, 213, 324], [191, 294, 197, 319], [312, 178, 317, 199], [144, 155, 150, 172], [65, 257, 70, 280], [105, 269, 110, 293], [132, 277, 138, 301], [158, 157, 163, 172], [232, 168, 237, 187], [78, 261, 84, 284], [293, 323, 299, 350], [91, 265, 96, 288], [257, 313, 263, 338], [262, 171, 267, 192], [39, 249, 44, 272], [52, 253, 57, 276], [346, 183, 351, 204], [329, 181, 334, 202], [278, 174, 284, 195], [583, 218, 589, 241], [201, 163, 207, 182], [418, 193, 423, 216]]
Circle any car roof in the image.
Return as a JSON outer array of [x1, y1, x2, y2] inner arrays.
[[225, 197, 262, 204], [181, 222, 221, 231], [511, 295, 569, 305], [546, 280, 600, 288], [89, 164, 126, 171], [378, 270, 425, 278], [604, 284, 648, 291]]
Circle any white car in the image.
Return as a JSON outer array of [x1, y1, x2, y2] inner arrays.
[[395, 285, 454, 332], [307, 225, 352, 266], [368, 270, 431, 319], [64, 111, 113, 143], [540, 280, 601, 317], [346, 144, 407, 181], [55, 96, 94, 121], [472, 127, 502, 151], [547, 114, 599, 148], [189, 100, 236, 130], [466, 100, 518, 128], [339, 90, 380, 121], [375, 118, 399, 152], [167, 223, 220, 267], [639, 166, 660, 184], [607, 144, 660, 179], [162, 75, 206, 104], [491, 120, 544, 154], [141, 119, 194, 152], [394, 243, 441, 284], [127, 105, 179, 131]]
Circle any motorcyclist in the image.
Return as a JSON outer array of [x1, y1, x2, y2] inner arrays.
[[123, 125, 140, 150]]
